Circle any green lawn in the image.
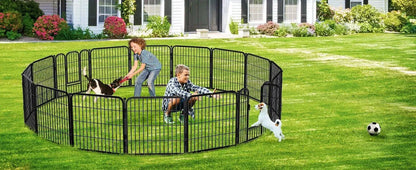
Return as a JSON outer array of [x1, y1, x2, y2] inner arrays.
[[1, 33, 415, 169]]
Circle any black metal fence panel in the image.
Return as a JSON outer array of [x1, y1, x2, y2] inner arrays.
[[22, 65, 36, 132], [212, 49, 245, 91], [172, 46, 211, 89], [32, 56, 54, 87], [89, 46, 130, 86], [126, 96, 184, 154], [187, 91, 238, 152], [71, 94, 124, 153], [36, 85, 70, 145], [246, 54, 270, 100]]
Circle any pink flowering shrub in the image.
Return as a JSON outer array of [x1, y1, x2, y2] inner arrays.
[[256, 21, 279, 35], [0, 12, 23, 37], [103, 16, 127, 39], [33, 15, 67, 40]]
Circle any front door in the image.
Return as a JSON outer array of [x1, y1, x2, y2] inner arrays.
[[185, 0, 221, 32]]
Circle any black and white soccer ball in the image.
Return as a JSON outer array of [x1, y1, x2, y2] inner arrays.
[[367, 122, 381, 136]]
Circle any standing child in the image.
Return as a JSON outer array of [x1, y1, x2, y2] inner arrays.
[[126, 38, 162, 97]]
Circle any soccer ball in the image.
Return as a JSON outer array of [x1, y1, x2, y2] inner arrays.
[[367, 122, 381, 136]]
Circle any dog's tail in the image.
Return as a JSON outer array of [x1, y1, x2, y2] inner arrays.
[[274, 119, 282, 127], [83, 67, 91, 81]]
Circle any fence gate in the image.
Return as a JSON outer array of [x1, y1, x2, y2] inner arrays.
[[64, 51, 83, 93], [261, 82, 282, 121]]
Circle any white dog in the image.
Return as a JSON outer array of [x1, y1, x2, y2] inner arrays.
[[251, 102, 285, 142]]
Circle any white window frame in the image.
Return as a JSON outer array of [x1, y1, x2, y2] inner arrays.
[[97, 0, 121, 26], [142, 0, 164, 25], [283, 0, 300, 23], [350, 0, 363, 8], [248, 0, 266, 24]]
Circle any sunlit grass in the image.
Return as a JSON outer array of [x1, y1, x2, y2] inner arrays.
[[1, 33, 415, 169]]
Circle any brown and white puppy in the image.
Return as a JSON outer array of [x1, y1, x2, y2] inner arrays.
[[251, 102, 285, 142], [82, 67, 122, 102]]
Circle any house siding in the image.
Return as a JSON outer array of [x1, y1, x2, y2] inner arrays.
[[328, 0, 345, 10], [328, 0, 388, 12], [369, 0, 388, 13], [35, 0, 58, 15], [170, 0, 185, 34], [66, 0, 73, 25]]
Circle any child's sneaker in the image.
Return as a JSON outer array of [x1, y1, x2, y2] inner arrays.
[[178, 114, 184, 124], [164, 115, 174, 124], [189, 108, 195, 120]]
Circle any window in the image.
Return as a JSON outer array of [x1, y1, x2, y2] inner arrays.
[[98, 0, 118, 23], [284, 0, 298, 23], [350, 0, 363, 8], [143, 0, 161, 24], [249, 0, 263, 23]]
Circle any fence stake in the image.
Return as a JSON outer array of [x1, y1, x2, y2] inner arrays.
[[32, 84, 38, 134], [243, 53, 248, 90], [183, 98, 189, 153], [53, 56, 58, 98], [235, 92, 240, 145], [68, 94, 74, 146], [123, 98, 128, 154], [169, 46, 174, 78], [209, 48, 213, 89]]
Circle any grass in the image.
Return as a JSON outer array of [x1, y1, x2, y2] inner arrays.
[[1, 33, 415, 169]]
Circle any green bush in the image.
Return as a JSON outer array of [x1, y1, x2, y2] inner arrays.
[[344, 22, 361, 33], [0, 0, 43, 34], [0, 12, 23, 38], [55, 27, 96, 40], [22, 14, 34, 36], [292, 25, 315, 37], [400, 22, 416, 34], [118, 0, 136, 26], [229, 20, 238, 34], [315, 22, 335, 36], [333, 8, 353, 23], [392, 0, 416, 16], [146, 16, 170, 37], [6, 31, 21, 40], [351, 5, 384, 33], [317, 0, 334, 21], [384, 10, 407, 32], [20, 0, 43, 22], [334, 23, 348, 35], [275, 26, 289, 37]]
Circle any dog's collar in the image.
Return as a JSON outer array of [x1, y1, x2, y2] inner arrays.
[[112, 88, 116, 93]]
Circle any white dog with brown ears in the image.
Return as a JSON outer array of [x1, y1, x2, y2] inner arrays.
[[251, 102, 285, 142]]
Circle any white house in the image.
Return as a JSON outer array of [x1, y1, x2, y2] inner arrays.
[[327, 0, 388, 13], [33, 0, 320, 34]]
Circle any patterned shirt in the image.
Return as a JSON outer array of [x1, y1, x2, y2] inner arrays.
[[162, 77, 211, 111], [134, 50, 162, 71]]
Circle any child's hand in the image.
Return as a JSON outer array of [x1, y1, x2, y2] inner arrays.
[[191, 91, 201, 100], [211, 88, 221, 99]]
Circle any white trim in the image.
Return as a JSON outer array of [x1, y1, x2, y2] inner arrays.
[[283, 0, 300, 23], [248, 0, 267, 25]]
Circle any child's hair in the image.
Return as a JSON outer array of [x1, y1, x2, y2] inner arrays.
[[129, 38, 146, 49], [175, 64, 189, 76]]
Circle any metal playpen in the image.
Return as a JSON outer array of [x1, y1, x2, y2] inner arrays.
[[22, 45, 282, 154]]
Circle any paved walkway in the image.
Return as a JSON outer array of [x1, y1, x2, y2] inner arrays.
[[0, 32, 244, 43]]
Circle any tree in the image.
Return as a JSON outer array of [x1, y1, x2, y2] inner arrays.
[[118, 0, 136, 26], [392, 0, 416, 16]]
